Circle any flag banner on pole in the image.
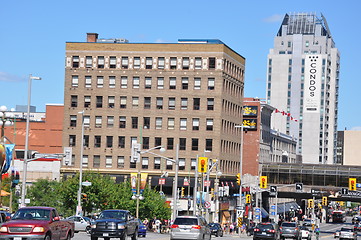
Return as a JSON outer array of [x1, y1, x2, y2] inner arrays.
[[2, 144, 15, 174], [130, 172, 137, 195], [140, 173, 148, 194]]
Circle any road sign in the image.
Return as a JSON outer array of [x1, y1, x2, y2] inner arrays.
[[295, 183, 303, 191], [357, 183, 361, 188], [270, 185, 277, 197], [270, 204, 277, 216], [204, 180, 210, 187], [82, 181, 92, 186], [237, 217, 243, 227], [204, 201, 211, 208], [236, 209, 242, 218], [341, 188, 349, 195], [159, 178, 165, 185]]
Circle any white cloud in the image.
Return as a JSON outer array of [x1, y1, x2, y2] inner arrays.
[[0, 72, 24, 82], [350, 126, 361, 131], [263, 14, 284, 23], [155, 38, 167, 43]]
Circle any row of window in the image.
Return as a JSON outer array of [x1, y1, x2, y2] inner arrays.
[[70, 95, 215, 111], [69, 135, 213, 152], [71, 56, 217, 70], [70, 75, 215, 90], [73, 155, 198, 170], [70, 116, 214, 131]]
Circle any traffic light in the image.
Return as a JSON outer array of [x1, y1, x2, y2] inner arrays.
[[198, 157, 208, 173], [322, 196, 328, 206], [246, 194, 251, 204], [260, 176, 267, 189], [349, 178, 357, 191], [181, 187, 185, 197], [236, 173, 241, 185], [308, 199, 314, 209], [82, 193, 88, 201]]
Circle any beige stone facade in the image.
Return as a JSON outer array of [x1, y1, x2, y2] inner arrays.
[[62, 34, 246, 181], [343, 131, 361, 166]]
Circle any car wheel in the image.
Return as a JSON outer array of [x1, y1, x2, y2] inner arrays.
[[44, 234, 51, 240], [131, 230, 138, 240], [104, 238, 110, 240], [91, 236, 98, 240]]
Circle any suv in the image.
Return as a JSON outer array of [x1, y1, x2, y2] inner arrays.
[[280, 221, 300, 240], [208, 223, 223, 237], [253, 222, 279, 240], [170, 216, 211, 240]]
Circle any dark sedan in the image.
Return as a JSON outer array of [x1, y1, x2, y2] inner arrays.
[[253, 222, 279, 240], [208, 223, 223, 237]]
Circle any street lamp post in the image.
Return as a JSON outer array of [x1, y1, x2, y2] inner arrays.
[[76, 110, 85, 215], [20, 74, 41, 207], [134, 143, 179, 221]]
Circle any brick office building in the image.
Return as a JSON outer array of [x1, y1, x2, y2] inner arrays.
[[62, 33, 246, 189]]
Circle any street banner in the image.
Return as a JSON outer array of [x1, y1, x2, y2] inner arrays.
[[140, 173, 148, 194], [130, 173, 137, 195], [2, 144, 15, 174]]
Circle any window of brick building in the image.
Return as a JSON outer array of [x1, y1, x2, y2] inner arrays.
[[119, 116, 126, 128], [71, 95, 78, 107]]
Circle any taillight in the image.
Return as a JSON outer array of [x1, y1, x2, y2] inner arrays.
[[192, 225, 201, 229], [269, 229, 275, 233], [254, 228, 260, 232], [279, 227, 283, 230], [170, 224, 179, 229], [295, 227, 298, 231]]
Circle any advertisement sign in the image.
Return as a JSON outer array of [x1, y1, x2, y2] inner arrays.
[[304, 55, 322, 113], [2, 144, 15, 173], [243, 119, 257, 130], [243, 106, 258, 116]]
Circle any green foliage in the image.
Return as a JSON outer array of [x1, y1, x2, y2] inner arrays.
[[24, 171, 171, 220]]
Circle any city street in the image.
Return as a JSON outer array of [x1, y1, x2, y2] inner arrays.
[[72, 220, 354, 240]]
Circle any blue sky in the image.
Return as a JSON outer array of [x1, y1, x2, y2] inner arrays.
[[1, 0, 360, 130]]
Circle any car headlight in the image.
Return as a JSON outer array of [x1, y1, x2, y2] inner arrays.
[[0, 226, 8, 233], [91, 224, 97, 229], [33, 227, 45, 233], [117, 224, 125, 229]]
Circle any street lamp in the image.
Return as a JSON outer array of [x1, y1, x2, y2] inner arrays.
[[234, 125, 249, 209], [134, 142, 179, 221], [0, 106, 15, 140], [20, 74, 41, 207], [76, 110, 85, 215]]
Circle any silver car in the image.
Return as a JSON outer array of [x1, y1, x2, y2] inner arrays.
[[170, 216, 211, 240]]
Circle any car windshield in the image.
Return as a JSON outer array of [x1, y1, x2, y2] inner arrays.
[[209, 223, 218, 227], [174, 218, 198, 225], [281, 222, 296, 227], [257, 224, 274, 230], [12, 209, 50, 220], [99, 211, 126, 220], [341, 228, 352, 232]]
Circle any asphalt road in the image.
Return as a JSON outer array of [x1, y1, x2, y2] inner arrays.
[[73, 217, 357, 240]]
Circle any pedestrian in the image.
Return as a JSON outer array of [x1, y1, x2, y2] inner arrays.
[[229, 223, 234, 234]]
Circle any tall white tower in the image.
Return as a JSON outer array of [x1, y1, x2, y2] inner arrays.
[[266, 13, 340, 164]]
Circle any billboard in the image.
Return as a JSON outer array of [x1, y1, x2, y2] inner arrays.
[[304, 55, 322, 113]]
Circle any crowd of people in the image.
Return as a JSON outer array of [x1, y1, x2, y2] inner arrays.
[[142, 217, 171, 233]]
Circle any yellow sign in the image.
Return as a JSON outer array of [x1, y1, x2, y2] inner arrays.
[[349, 178, 357, 191], [198, 157, 208, 173], [237, 217, 243, 227], [260, 176, 267, 188]]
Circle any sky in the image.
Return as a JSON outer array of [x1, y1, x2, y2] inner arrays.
[[0, 0, 360, 131]]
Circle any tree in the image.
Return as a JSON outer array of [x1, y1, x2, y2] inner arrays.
[[24, 171, 171, 220]]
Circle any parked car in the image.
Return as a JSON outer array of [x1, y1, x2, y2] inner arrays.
[[208, 222, 223, 237], [170, 216, 211, 240], [334, 230, 340, 238], [66, 215, 90, 233], [280, 221, 300, 240], [253, 222, 279, 240], [90, 209, 138, 240], [0, 207, 74, 240], [339, 227, 357, 240], [353, 216, 361, 225], [300, 226, 311, 240], [302, 219, 312, 227], [137, 219, 147, 237], [354, 222, 361, 232]]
